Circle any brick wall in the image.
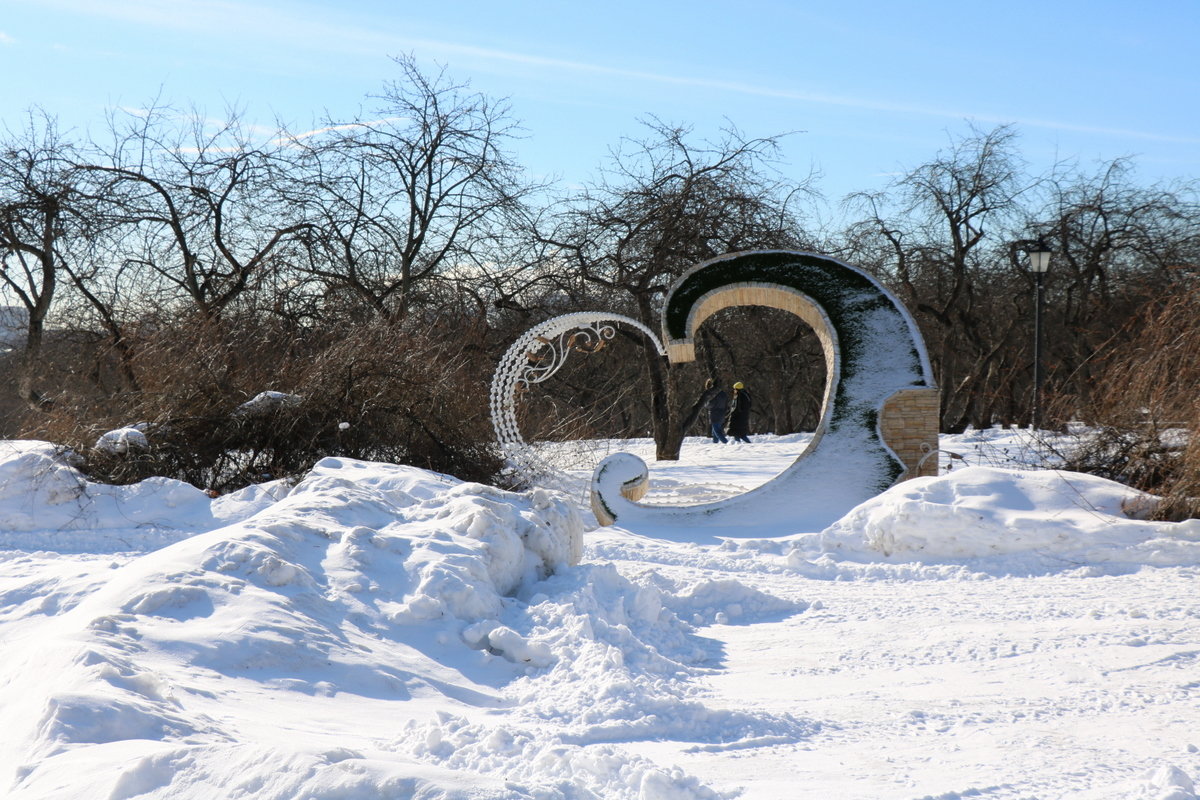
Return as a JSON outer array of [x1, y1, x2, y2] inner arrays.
[[879, 388, 941, 480]]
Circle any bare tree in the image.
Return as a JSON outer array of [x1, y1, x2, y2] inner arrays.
[[543, 119, 813, 459], [845, 124, 1028, 430], [80, 102, 310, 321], [1032, 158, 1200, 412], [0, 111, 80, 410], [289, 55, 538, 322]]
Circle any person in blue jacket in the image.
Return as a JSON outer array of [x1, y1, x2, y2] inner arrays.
[[705, 379, 729, 443]]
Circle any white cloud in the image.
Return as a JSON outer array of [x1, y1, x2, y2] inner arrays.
[[0, 31, 16, 45], [19, 0, 1200, 148]]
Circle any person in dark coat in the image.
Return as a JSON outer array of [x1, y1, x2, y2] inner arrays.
[[682, 378, 729, 443], [727, 381, 752, 443], [705, 379, 729, 443]]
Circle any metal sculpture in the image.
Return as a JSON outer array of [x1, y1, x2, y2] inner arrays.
[[489, 312, 665, 482]]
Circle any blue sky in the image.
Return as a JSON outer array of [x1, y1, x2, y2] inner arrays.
[[2, 0, 1198, 211]]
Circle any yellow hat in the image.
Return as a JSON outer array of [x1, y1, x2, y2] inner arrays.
[[733, 382, 744, 389]]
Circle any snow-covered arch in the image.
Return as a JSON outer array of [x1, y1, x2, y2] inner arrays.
[[591, 250, 939, 534]]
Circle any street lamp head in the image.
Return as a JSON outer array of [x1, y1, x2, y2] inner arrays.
[[1028, 238, 1052, 273]]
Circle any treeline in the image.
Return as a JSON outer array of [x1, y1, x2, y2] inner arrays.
[[2, 57, 1198, 492]]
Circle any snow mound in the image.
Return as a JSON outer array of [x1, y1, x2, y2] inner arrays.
[[5, 457, 694, 798], [0, 441, 216, 534], [819, 466, 1200, 567], [94, 427, 150, 455], [0, 441, 293, 539], [1135, 764, 1197, 800], [9, 430, 1198, 797], [395, 563, 815, 795], [0, 451, 822, 798]]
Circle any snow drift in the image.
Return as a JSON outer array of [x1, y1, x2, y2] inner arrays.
[[818, 465, 1200, 570], [0, 443, 811, 799], [3, 435, 1199, 798]]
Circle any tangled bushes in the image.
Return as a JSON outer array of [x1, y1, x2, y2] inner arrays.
[[1053, 287, 1200, 520], [19, 315, 504, 492]]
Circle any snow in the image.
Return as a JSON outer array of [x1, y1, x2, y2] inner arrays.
[[821, 465, 1200, 567], [94, 427, 150, 455], [2, 429, 1199, 799], [234, 390, 303, 416]]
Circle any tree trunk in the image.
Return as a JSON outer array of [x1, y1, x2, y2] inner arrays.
[[646, 346, 683, 461], [17, 321, 49, 411]]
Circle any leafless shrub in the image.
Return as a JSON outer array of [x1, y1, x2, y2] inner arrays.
[[1050, 288, 1200, 519], [19, 314, 502, 492]]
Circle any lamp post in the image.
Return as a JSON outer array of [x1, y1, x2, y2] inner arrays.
[[1027, 239, 1052, 430]]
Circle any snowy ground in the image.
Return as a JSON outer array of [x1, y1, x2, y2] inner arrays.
[[2, 430, 1199, 799]]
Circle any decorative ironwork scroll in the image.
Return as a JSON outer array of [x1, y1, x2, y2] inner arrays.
[[489, 312, 665, 482]]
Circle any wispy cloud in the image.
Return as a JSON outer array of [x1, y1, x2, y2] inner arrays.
[[272, 20, 1200, 148], [273, 117, 403, 146], [0, 31, 16, 46], [394, 40, 1200, 146], [17, 0, 1200, 148]]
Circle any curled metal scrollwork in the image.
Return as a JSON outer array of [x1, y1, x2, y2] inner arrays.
[[490, 312, 664, 482]]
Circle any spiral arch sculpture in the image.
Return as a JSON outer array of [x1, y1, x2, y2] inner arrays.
[[591, 250, 939, 535]]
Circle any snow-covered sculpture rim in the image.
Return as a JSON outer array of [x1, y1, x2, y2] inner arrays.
[[592, 250, 938, 532], [489, 312, 665, 481]]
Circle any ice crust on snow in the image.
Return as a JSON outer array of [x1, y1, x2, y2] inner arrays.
[[2, 433, 1200, 798]]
